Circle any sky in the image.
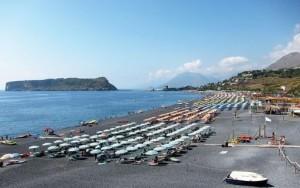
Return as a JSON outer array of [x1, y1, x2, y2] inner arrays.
[[0, 0, 300, 89]]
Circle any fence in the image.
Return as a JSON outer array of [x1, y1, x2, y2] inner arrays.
[[278, 146, 300, 174]]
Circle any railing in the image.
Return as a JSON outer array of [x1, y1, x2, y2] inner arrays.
[[278, 145, 300, 174]]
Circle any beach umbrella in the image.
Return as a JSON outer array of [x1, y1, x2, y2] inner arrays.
[[79, 138, 90, 143], [135, 143, 146, 149], [79, 144, 89, 150], [115, 149, 128, 155], [116, 135, 125, 139], [101, 146, 112, 151], [156, 136, 165, 141], [81, 134, 90, 138], [70, 140, 80, 146], [90, 135, 98, 140], [127, 138, 135, 143], [90, 149, 101, 155], [42, 142, 52, 147], [162, 143, 173, 149], [89, 142, 99, 147], [99, 133, 108, 138], [63, 137, 73, 142], [108, 137, 117, 142], [134, 136, 144, 141], [145, 150, 158, 156], [126, 146, 138, 152], [59, 143, 70, 148], [143, 141, 153, 145], [72, 136, 80, 140], [29, 145, 40, 150], [120, 140, 129, 145], [98, 140, 108, 144], [111, 143, 122, 148], [154, 146, 165, 152], [68, 147, 79, 153], [54, 140, 63, 144], [47, 146, 59, 152]]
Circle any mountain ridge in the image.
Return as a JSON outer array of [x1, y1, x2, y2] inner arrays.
[[267, 52, 300, 70], [163, 72, 217, 88]]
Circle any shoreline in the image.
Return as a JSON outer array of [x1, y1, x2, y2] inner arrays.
[[1, 92, 300, 187], [0, 90, 202, 138]]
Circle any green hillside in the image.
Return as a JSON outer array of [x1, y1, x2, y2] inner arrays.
[[199, 69, 300, 96]]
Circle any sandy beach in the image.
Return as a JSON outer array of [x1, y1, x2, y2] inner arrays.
[[1, 101, 300, 188]]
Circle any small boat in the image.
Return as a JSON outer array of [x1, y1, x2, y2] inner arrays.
[[0, 140, 17, 145], [225, 171, 268, 186], [169, 157, 180, 163]]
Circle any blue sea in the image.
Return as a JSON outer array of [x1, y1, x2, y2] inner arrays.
[[0, 90, 200, 136]]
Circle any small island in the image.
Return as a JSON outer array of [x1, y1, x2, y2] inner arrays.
[[5, 77, 117, 91]]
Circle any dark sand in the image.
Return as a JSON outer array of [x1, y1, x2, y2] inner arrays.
[[1, 105, 300, 188]]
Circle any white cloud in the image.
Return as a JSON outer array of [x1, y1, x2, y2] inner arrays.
[[148, 59, 203, 81], [269, 23, 300, 62], [148, 56, 251, 81], [294, 23, 300, 34], [177, 59, 202, 73]]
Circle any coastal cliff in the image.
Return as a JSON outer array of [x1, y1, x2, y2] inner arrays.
[[5, 77, 117, 91]]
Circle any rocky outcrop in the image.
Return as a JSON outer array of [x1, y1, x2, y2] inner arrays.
[[5, 77, 117, 91]]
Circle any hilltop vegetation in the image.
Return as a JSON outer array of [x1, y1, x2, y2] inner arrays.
[[5, 77, 117, 91], [199, 69, 300, 96]]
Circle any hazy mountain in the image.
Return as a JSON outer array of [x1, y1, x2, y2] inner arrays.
[[267, 52, 300, 70], [5, 77, 117, 91], [163, 72, 217, 88]]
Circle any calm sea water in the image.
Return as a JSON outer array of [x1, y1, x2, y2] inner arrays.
[[0, 90, 200, 136]]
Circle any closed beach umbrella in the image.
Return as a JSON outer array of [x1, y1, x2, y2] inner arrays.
[[116, 135, 124, 139], [42, 142, 52, 147], [29, 145, 40, 150], [68, 147, 79, 153], [99, 133, 108, 139], [72, 136, 80, 140], [120, 140, 129, 145], [54, 140, 63, 144], [145, 150, 158, 156], [156, 136, 165, 141], [143, 141, 153, 145], [81, 134, 90, 138], [47, 146, 59, 152], [115, 149, 128, 155], [59, 143, 70, 148], [98, 140, 108, 144], [108, 137, 117, 142], [162, 143, 173, 149], [71, 140, 80, 145], [127, 138, 135, 143], [154, 146, 165, 152], [63, 137, 73, 142], [79, 138, 90, 143], [90, 135, 98, 140], [89, 142, 99, 147], [79, 145, 89, 150], [134, 136, 143, 141], [126, 146, 138, 152], [111, 143, 122, 148], [101, 146, 112, 151], [90, 149, 101, 155], [136, 143, 146, 149]]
